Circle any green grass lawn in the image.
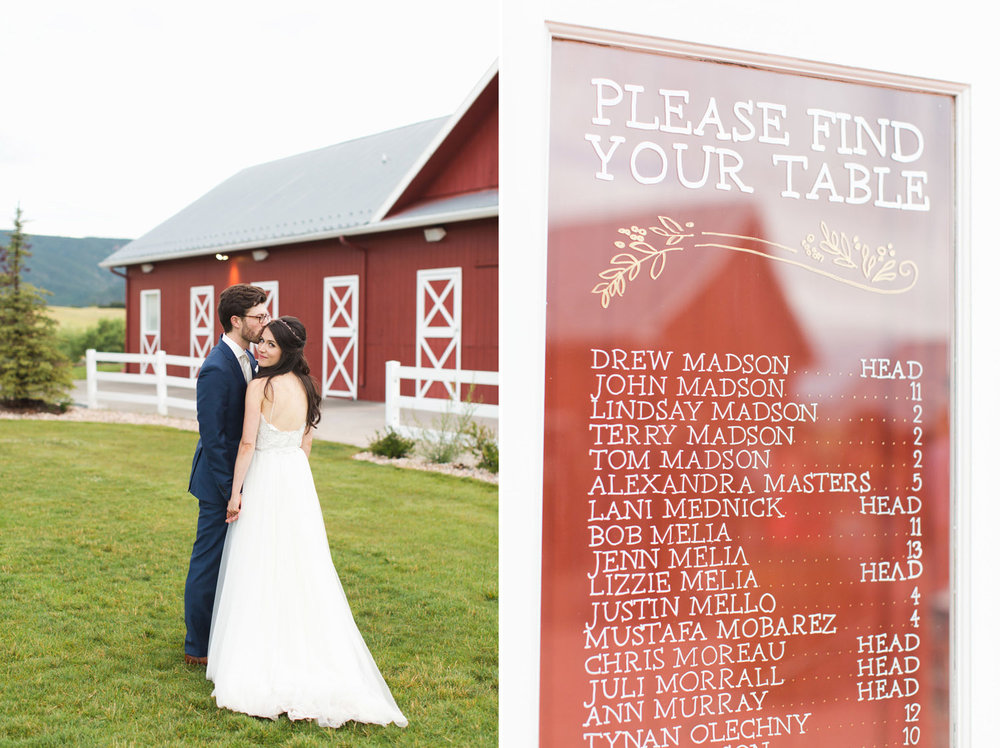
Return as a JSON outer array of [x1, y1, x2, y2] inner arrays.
[[70, 362, 121, 381], [0, 421, 497, 746]]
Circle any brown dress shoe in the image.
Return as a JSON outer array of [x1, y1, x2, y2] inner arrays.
[[184, 654, 208, 665]]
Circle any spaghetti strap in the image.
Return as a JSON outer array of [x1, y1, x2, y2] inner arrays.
[[267, 384, 277, 423]]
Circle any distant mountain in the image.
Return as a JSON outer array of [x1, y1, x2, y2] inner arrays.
[[0, 232, 129, 307]]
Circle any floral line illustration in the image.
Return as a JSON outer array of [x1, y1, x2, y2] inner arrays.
[[592, 216, 919, 308]]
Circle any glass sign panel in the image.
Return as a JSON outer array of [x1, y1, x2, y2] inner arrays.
[[541, 37, 955, 748]]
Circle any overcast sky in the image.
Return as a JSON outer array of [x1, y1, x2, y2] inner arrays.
[[0, 0, 497, 239]]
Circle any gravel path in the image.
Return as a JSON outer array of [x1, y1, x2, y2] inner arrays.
[[1, 405, 497, 485], [0, 405, 198, 431], [352, 451, 498, 485]]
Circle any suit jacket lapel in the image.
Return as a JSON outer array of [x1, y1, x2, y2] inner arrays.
[[218, 335, 248, 386]]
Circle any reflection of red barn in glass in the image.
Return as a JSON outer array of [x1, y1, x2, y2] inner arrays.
[[541, 202, 950, 747], [816, 339, 951, 746]]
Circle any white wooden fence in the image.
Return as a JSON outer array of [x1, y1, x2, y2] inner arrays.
[[384, 360, 498, 440], [85, 349, 203, 416], [84, 352, 499, 434]]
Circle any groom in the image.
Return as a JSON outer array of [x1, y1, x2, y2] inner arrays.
[[183, 283, 269, 665]]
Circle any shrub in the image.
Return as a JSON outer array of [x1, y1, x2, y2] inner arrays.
[[58, 317, 125, 363], [467, 422, 499, 474], [410, 385, 499, 469], [367, 428, 416, 459], [417, 404, 475, 464]]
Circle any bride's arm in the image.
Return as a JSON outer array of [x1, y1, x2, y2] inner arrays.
[[227, 379, 265, 522], [301, 427, 314, 459]]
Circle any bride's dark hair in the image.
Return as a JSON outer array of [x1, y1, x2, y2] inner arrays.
[[258, 316, 322, 429]]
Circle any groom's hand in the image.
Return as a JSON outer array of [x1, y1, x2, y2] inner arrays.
[[226, 494, 242, 523]]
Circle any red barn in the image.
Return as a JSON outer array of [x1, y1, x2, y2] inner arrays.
[[100, 65, 498, 403]]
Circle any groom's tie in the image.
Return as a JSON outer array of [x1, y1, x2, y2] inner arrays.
[[238, 351, 252, 384]]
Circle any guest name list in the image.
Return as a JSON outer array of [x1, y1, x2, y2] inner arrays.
[[580, 348, 928, 748]]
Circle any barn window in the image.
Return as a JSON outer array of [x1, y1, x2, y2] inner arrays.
[[249, 280, 278, 358], [139, 289, 161, 375], [253, 280, 279, 318]]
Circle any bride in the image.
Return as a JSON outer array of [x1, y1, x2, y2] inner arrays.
[[206, 315, 408, 729]]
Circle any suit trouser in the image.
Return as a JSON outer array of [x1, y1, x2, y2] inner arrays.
[[184, 497, 227, 657]]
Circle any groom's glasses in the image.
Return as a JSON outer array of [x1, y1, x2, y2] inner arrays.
[[242, 313, 271, 324]]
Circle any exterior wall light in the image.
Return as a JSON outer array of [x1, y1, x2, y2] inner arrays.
[[215, 253, 229, 261], [424, 226, 447, 242], [251, 249, 269, 261], [140, 263, 154, 273]]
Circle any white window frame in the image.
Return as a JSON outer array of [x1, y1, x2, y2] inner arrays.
[[250, 280, 279, 358], [139, 289, 161, 375], [252, 280, 279, 320]]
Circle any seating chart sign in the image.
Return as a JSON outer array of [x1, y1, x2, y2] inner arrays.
[[540, 35, 955, 748]]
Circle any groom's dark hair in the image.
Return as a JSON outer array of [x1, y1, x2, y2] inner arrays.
[[218, 284, 268, 332]]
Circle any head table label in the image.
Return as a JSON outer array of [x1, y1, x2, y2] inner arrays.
[[541, 37, 954, 748]]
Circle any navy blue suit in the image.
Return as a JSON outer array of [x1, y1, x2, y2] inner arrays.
[[183, 336, 255, 658]]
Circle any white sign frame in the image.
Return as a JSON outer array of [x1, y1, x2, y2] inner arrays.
[[498, 17, 971, 747]]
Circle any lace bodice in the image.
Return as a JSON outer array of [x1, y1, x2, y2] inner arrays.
[[256, 415, 305, 452]]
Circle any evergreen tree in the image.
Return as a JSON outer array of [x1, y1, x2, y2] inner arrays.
[[0, 206, 73, 410]]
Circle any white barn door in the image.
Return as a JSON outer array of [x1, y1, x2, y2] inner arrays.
[[416, 267, 462, 398], [322, 275, 359, 399], [189, 285, 214, 376], [139, 289, 160, 375]]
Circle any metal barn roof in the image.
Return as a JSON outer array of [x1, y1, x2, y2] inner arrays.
[[100, 117, 453, 267]]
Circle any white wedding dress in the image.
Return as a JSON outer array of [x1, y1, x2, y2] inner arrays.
[[205, 412, 408, 728]]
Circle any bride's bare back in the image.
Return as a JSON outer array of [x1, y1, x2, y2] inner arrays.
[[260, 372, 309, 432]]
